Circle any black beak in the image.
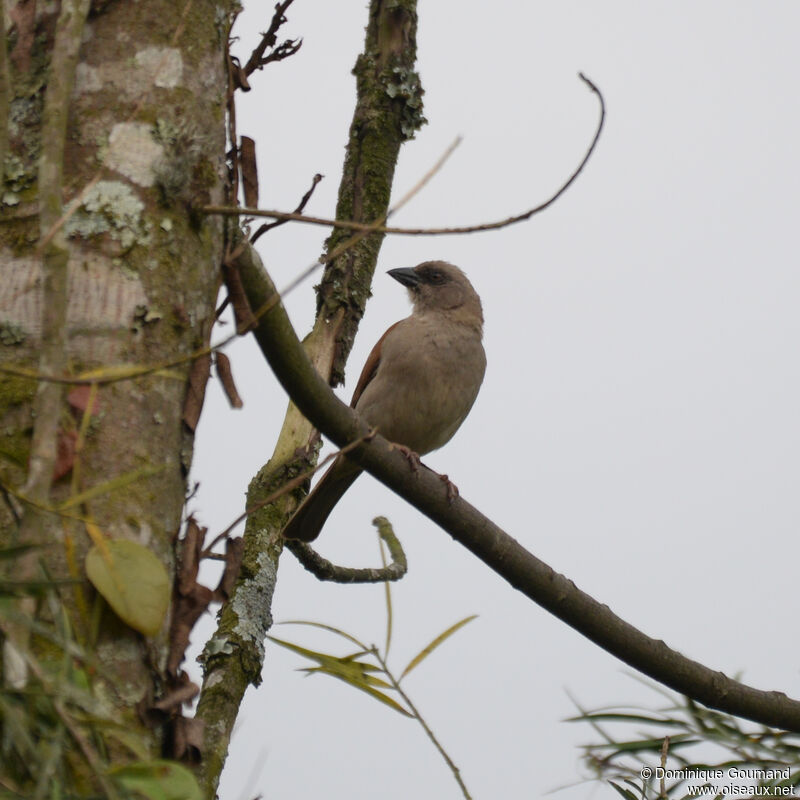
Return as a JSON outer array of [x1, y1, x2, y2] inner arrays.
[[388, 267, 420, 288]]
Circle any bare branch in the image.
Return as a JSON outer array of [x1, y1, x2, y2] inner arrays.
[[203, 73, 604, 238], [284, 516, 407, 583], [25, 0, 92, 505], [243, 1, 302, 77], [236, 241, 800, 735], [250, 172, 323, 244]]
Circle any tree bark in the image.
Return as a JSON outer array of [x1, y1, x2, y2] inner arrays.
[[1, 0, 231, 789], [194, 0, 424, 794]]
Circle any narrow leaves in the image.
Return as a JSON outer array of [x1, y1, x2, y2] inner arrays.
[[400, 614, 477, 681]]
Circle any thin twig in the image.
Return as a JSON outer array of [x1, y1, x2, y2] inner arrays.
[[284, 516, 407, 583], [243, 0, 300, 76], [659, 736, 670, 798], [276, 134, 463, 300], [0, 136, 463, 389], [372, 647, 473, 800], [226, 47, 240, 212], [25, 0, 92, 503], [377, 517, 394, 657], [203, 73, 604, 239], [250, 172, 323, 244]]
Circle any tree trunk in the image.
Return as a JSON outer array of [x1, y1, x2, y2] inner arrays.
[[1, 0, 423, 794], [1, 0, 231, 791]]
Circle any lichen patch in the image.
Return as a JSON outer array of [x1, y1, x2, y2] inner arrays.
[[106, 123, 165, 187], [134, 47, 184, 89]]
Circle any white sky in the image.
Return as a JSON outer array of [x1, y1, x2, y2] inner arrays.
[[190, 3, 800, 798]]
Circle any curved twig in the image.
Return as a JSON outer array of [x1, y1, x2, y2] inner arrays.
[[284, 517, 407, 583], [203, 73, 604, 237]]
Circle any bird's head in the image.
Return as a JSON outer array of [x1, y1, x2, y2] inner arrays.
[[388, 261, 483, 327]]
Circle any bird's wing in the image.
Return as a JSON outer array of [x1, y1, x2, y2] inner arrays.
[[349, 320, 402, 408]]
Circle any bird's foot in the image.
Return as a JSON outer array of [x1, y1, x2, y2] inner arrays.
[[389, 443, 422, 472], [364, 426, 379, 443], [438, 473, 459, 503]]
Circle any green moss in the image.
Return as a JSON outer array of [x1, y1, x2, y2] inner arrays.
[[0, 323, 27, 346], [0, 373, 36, 408], [0, 373, 35, 469]]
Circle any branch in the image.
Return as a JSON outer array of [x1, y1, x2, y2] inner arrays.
[[284, 516, 407, 583], [202, 73, 604, 238], [194, 4, 424, 794], [8, 0, 93, 690], [250, 172, 323, 244], [236, 243, 800, 734], [25, 0, 92, 505], [242, 0, 301, 77]]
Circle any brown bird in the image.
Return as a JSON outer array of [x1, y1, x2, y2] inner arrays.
[[282, 261, 486, 542]]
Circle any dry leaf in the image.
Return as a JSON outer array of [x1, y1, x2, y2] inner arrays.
[[215, 352, 243, 409], [182, 354, 211, 431], [213, 536, 243, 601], [240, 136, 259, 207], [67, 385, 101, 416], [53, 428, 77, 480]]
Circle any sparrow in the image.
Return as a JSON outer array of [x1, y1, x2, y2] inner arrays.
[[282, 261, 486, 542]]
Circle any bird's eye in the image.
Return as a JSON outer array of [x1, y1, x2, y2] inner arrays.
[[427, 270, 445, 284]]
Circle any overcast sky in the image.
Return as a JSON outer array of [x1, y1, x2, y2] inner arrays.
[[190, 3, 800, 798]]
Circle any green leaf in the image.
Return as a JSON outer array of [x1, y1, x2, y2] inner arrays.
[[303, 665, 393, 690], [109, 760, 201, 800], [268, 636, 378, 682], [60, 465, 165, 510], [85, 539, 169, 636], [607, 780, 640, 800], [268, 636, 412, 717], [400, 614, 478, 680], [306, 665, 412, 717], [277, 619, 367, 650]]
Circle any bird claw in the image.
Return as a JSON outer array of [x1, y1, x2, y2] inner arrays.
[[364, 426, 379, 443], [389, 443, 421, 472], [438, 473, 459, 503]]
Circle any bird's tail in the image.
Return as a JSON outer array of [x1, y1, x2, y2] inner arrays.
[[282, 457, 362, 542]]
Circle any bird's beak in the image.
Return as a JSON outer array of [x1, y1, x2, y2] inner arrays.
[[387, 267, 420, 288]]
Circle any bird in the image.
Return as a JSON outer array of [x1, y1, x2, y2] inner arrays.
[[282, 260, 486, 542]]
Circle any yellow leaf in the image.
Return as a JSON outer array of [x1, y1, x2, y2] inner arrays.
[[400, 615, 478, 681], [85, 540, 169, 636]]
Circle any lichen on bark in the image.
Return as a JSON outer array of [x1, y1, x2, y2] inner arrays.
[[193, 1, 423, 795], [0, 0, 234, 791]]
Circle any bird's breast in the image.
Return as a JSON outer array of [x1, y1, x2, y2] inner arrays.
[[353, 316, 486, 455]]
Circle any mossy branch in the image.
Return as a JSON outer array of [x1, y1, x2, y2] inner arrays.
[[284, 516, 407, 583], [193, 2, 422, 795]]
